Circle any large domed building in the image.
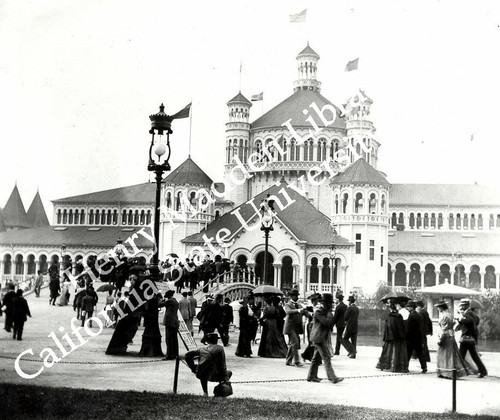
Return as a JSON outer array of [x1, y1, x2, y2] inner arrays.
[[1, 45, 499, 299]]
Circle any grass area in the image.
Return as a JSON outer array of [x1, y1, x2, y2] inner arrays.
[[0, 383, 496, 420]]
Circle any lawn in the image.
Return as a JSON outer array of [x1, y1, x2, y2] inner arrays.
[[0, 383, 495, 420]]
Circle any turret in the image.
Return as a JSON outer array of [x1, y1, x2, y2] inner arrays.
[[294, 43, 321, 92]]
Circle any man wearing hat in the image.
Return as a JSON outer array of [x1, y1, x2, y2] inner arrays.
[[284, 289, 308, 367], [341, 295, 359, 358], [160, 290, 180, 360], [332, 292, 347, 356], [457, 299, 488, 378], [301, 293, 321, 362], [405, 300, 427, 373], [415, 300, 432, 362], [184, 332, 232, 397], [307, 293, 344, 384]]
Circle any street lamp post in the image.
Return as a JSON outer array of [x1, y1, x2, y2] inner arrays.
[[260, 196, 275, 286], [330, 224, 338, 293], [138, 104, 173, 357]]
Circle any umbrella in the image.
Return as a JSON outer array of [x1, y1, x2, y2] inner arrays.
[[166, 253, 179, 258], [96, 284, 116, 292], [252, 285, 283, 296], [380, 291, 409, 303]]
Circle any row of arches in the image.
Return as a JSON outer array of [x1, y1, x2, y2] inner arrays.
[[387, 262, 498, 290], [164, 190, 210, 212], [56, 208, 152, 226], [390, 212, 500, 231], [335, 191, 387, 215], [227, 138, 249, 164]]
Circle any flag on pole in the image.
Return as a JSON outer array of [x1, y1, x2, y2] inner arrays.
[[172, 102, 191, 119], [251, 92, 264, 101], [289, 9, 307, 23], [345, 58, 359, 72]]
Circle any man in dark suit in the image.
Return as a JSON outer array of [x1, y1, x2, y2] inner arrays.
[[405, 301, 427, 373], [3, 284, 16, 332], [160, 290, 180, 360], [12, 289, 31, 340], [415, 300, 432, 362], [457, 300, 487, 378], [307, 293, 343, 383], [332, 292, 347, 355], [247, 293, 261, 344], [341, 295, 359, 358], [284, 289, 308, 367]]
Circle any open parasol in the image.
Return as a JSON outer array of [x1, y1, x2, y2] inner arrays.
[[96, 283, 116, 293], [252, 285, 283, 296], [380, 291, 409, 303]]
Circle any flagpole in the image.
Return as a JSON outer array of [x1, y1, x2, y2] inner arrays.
[[188, 99, 193, 157]]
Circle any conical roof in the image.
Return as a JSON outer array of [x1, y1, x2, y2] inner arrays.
[[2, 185, 31, 229], [27, 190, 50, 227], [331, 158, 390, 186], [164, 156, 213, 185], [0, 209, 6, 232], [297, 44, 320, 59], [227, 92, 252, 106]]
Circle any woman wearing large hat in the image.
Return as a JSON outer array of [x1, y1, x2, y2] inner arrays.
[[435, 300, 468, 379]]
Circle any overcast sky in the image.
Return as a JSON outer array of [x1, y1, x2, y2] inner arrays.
[[1, 0, 500, 216]]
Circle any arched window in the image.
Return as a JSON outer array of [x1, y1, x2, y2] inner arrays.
[[456, 213, 461, 230], [423, 213, 429, 229], [321, 257, 330, 284], [176, 192, 182, 211], [449, 213, 454, 229], [463, 214, 468, 229], [238, 138, 244, 161], [489, 214, 495, 229], [189, 191, 197, 209], [342, 193, 349, 213], [215, 210, 220, 219], [318, 138, 326, 161], [63, 209, 67, 224], [107, 210, 112, 225], [68, 210, 73, 224], [140, 210, 145, 225], [398, 212, 404, 226], [113, 210, 118, 225], [395, 263, 406, 286], [478, 214, 483, 229], [290, 139, 296, 161], [424, 264, 436, 286], [134, 210, 139, 225], [303, 141, 309, 161], [381, 194, 386, 213], [485, 265, 496, 289], [166, 192, 172, 208], [128, 210, 133, 225], [497, 214, 500, 228], [470, 214, 476, 230], [101, 210, 106, 225], [89, 209, 94, 225], [355, 192, 363, 213], [391, 212, 397, 228], [369, 193, 377, 214], [146, 210, 152, 224], [309, 140, 314, 161], [335, 195, 339, 214], [431, 213, 436, 228], [95, 210, 100, 225], [416, 213, 422, 229], [80, 210, 85, 224], [122, 210, 127, 225], [227, 139, 232, 164], [409, 213, 415, 229], [74, 209, 79, 225], [310, 257, 319, 283], [438, 213, 443, 229]]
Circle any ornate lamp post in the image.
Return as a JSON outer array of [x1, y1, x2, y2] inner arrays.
[[260, 195, 275, 286], [330, 224, 338, 293], [60, 244, 66, 282], [138, 104, 173, 357]]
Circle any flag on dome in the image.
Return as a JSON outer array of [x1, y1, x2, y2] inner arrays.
[[172, 102, 191, 119], [251, 92, 264, 101], [345, 58, 359, 72], [289, 9, 307, 23]]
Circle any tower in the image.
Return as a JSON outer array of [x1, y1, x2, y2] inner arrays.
[[330, 158, 390, 293], [223, 92, 252, 206], [345, 90, 380, 168], [294, 42, 321, 92]]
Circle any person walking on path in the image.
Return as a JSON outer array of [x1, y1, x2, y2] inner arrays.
[[341, 295, 359, 358], [3, 284, 16, 332], [247, 294, 261, 344], [258, 297, 287, 358], [34, 271, 44, 298], [220, 297, 234, 346], [81, 290, 96, 327], [235, 297, 253, 358], [185, 332, 232, 397], [12, 289, 31, 340], [405, 301, 428, 373], [284, 289, 308, 367], [456, 299, 488, 378], [301, 293, 321, 362], [307, 293, 344, 384], [376, 298, 409, 373], [415, 300, 432, 362], [435, 300, 468, 379], [179, 292, 193, 335], [332, 292, 347, 356], [160, 290, 180, 360], [48, 264, 60, 306]]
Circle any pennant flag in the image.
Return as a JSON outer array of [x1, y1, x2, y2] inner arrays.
[[345, 58, 359, 72], [251, 92, 264, 102], [289, 9, 307, 23], [172, 103, 191, 119]]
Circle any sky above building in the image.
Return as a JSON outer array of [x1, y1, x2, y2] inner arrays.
[[1, 0, 500, 215]]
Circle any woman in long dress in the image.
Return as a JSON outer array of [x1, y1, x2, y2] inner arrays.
[[436, 300, 468, 379], [376, 298, 409, 372], [258, 298, 287, 358], [235, 299, 253, 357]]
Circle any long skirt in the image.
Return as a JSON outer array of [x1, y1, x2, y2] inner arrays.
[[165, 326, 179, 359], [258, 319, 287, 358], [376, 339, 409, 373], [436, 335, 468, 379], [105, 316, 139, 355], [235, 325, 252, 357]]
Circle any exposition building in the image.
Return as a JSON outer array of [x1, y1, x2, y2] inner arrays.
[[1, 45, 499, 302]]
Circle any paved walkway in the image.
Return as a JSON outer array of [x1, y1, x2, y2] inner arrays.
[[1, 285, 499, 417]]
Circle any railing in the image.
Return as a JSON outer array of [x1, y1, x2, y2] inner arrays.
[[332, 214, 389, 224]]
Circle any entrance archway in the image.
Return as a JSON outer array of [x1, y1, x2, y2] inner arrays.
[[281, 256, 293, 292], [255, 251, 274, 285]]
